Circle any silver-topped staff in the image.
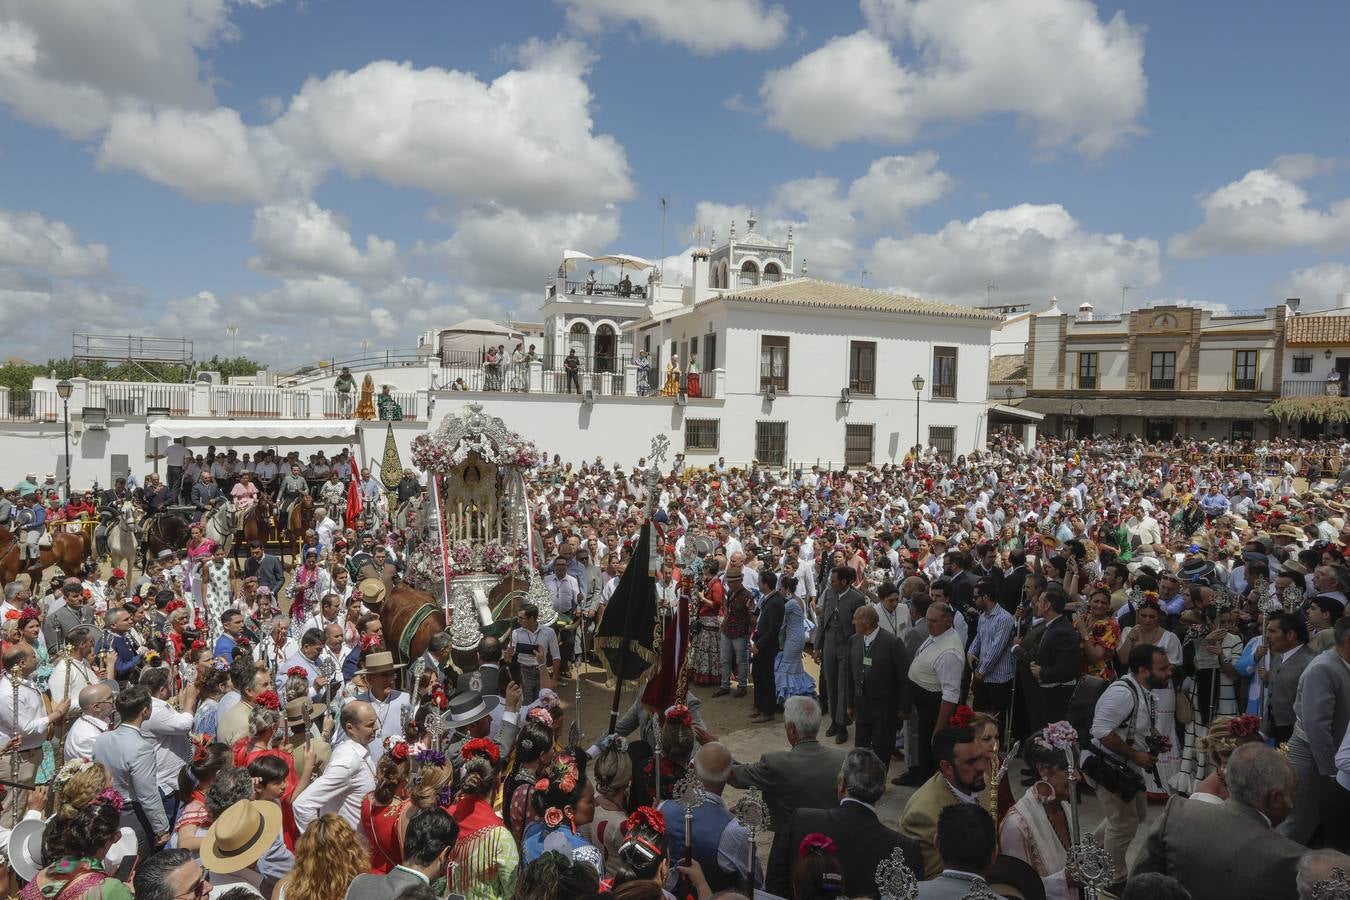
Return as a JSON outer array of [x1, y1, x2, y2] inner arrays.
[[1064, 744, 1115, 899], [731, 787, 768, 895], [674, 770, 706, 894], [424, 705, 448, 753], [875, 845, 919, 900]]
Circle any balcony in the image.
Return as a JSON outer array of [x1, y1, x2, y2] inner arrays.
[[1150, 377, 1175, 390], [1078, 375, 1097, 389], [1234, 378, 1257, 392], [1283, 378, 1347, 397]]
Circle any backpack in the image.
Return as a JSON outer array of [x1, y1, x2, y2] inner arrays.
[[1066, 674, 1111, 744]]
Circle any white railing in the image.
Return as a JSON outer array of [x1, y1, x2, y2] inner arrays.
[[211, 387, 310, 418], [88, 383, 194, 416]]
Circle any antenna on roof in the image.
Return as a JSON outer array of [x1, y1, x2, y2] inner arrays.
[[860, 268, 870, 287], [986, 282, 999, 306], [659, 196, 668, 277]]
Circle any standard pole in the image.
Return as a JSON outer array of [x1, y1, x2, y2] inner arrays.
[[914, 391, 920, 452], [62, 397, 71, 501]]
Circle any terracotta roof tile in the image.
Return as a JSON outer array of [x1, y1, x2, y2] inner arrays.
[[719, 278, 1001, 322], [988, 354, 1027, 384], [1286, 314, 1350, 345]]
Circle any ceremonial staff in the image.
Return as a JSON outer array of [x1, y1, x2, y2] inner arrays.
[[875, 845, 919, 900], [673, 771, 705, 900], [9, 663, 20, 827], [732, 788, 768, 897], [1064, 741, 1114, 899]]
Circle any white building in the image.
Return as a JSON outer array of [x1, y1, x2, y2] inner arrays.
[[0, 229, 1002, 487]]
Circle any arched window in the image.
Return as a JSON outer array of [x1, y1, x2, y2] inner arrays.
[[594, 324, 616, 373], [763, 262, 782, 283], [568, 322, 590, 364], [739, 260, 759, 288]]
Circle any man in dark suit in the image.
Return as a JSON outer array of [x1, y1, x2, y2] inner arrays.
[[997, 550, 1029, 614], [1028, 584, 1081, 732], [243, 540, 285, 595], [945, 551, 978, 630], [1258, 612, 1313, 745], [786, 748, 923, 899], [816, 565, 869, 743], [751, 570, 786, 723], [730, 696, 848, 897], [345, 808, 459, 900], [1132, 743, 1303, 900], [845, 604, 910, 772]]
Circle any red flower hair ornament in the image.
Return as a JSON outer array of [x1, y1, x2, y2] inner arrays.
[[664, 704, 693, 727], [948, 705, 976, 729], [384, 737, 410, 761], [254, 690, 281, 711], [461, 738, 500, 765], [621, 806, 666, 838], [286, 666, 308, 679], [799, 833, 837, 858], [1228, 714, 1262, 739]]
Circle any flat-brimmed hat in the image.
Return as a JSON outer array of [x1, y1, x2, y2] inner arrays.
[[357, 578, 387, 604], [984, 855, 1046, 900], [284, 695, 324, 726], [156, 549, 176, 561], [356, 651, 405, 676], [8, 816, 49, 882], [200, 799, 281, 874], [441, 688, 500, 729]]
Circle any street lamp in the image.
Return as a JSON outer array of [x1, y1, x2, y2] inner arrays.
[[911, 374, 925, 452], [55, 379, 72, 501]]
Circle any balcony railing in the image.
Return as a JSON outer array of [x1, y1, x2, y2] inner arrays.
[[1, 390, 60, 422], [1078, 375, 1097, 389], [559, 280, 647, 300], [87, 383, 194, 416], [1234, 377, 1257, 391], [1283, 379, 1347, 397], [1150, 377, 1175, 390]]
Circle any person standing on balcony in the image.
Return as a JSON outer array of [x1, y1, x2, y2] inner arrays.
[[510, 342, 526, 392], [564, 349, 582, 394], [585, 269, 597, 295], [334, 367, 356, 417]]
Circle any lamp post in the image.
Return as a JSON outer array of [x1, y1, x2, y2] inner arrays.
[[56, 379, 72, 501], [912, 374, 925, 453]]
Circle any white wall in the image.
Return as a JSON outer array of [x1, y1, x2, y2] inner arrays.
[[1195, 345, 1274, 391]]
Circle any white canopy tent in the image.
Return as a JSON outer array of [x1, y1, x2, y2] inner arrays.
[[147, 419, 358, 442], [438, 319, 524, 355]]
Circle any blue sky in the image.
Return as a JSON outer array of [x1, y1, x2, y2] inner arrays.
[[2, 0, 1349, 364]]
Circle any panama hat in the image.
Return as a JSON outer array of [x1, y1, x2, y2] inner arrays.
[[357, 578, 387, 604], [441, 688, 500, 730], [200, 799, 282, 874], [356, 650, 405, 676], [284, 695, 324, 726]]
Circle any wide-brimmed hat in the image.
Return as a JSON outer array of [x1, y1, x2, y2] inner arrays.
[[985, 854, 1047, 900], [8, 816, 49, 882], [356, 651, 405, 676], [200, 799, 282, 874], [284, 695, 324, 726], [441, 688, 500, 729], [1274, 524, 1306, 541], [156, 549, 177, 561], [357, 578, 387, 604]]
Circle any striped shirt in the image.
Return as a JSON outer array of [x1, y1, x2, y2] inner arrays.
[[969, 604, 1016, 684]]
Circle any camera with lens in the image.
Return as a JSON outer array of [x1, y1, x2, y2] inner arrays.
[[1144, 733, 1169, 757]]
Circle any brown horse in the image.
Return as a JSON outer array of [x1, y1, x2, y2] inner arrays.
[[144, 512, 191, 567], [281, 494, 314, 564], [0, 524, 87, 589], [380, 573, 529, 676], [240, 494, 273, 561]]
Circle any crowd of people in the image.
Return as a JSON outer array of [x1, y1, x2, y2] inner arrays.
[[2, 433, 1350, 899]]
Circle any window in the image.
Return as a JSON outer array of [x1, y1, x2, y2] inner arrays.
[[1231, 420, 1255, 441], [1234, 350, 1257, 391], [684, 418, 719, 451], [845, 423, 874, 466], [1078, 352, 1098, 389], [689, 336, 699, 366], [1292, 355, 1312, 374], [703, 333, 717, 373], [760, 336, 790, 392], [849, 341, 876, 395], [932, 347, 957, 399], [928, 425, 956, 459], [755, 421, 787, 466], [1149, 351, 1176, 389]]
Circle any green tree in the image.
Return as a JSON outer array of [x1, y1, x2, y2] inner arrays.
[[0, 355, 265, 392]]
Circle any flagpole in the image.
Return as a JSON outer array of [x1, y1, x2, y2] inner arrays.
[[607, 516, 645, 737], [431, 475, 452, 623]]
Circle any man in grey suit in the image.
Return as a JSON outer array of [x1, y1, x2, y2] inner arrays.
[[815, 565, 868, 743], [730, 696, 848, 898], [1133, 743, 1304, 900], [345, 808, 460, 900], [916, 803, 998, 899], [1281, 617, 1350, 845], [1257, 612, 1313, 745], [93, 685, 170, 853], [845, 605, 911, 772]]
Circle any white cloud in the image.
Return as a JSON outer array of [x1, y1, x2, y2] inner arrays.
[[1281, 263, 1350, 311], [418, 203, 621, 292], [0, 0, 233, 138], [559, 0, 789, 53], [0, 210, 109, 277], [249, 201, 398, 280], [867, 202, 1162, 305], [1169, 164, 1350, 258], [760, 0, 1146, 156]]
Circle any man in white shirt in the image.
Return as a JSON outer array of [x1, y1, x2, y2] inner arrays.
[[314, 506, 338, 554], [301, 594, 342, 638], [507, 604, 561, 705], [47, 625, 100, 711], [278, 628, 334, 700], [66, 683, 115, 761], [293, 700, 378, 833], [140, 667, 196, 820], [0, 644, 68, 819], [337, 652, 408, 765]]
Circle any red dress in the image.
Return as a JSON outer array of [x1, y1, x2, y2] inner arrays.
[[360, 794, 407, 873]]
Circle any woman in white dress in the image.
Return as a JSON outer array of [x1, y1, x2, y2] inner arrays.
[[1116, 598, 1183, 791], [1171, 605, 1244, 795], [998, 722, 1079, 900], [201, 542, 235, 648]]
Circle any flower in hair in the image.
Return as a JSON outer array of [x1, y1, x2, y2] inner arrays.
[[17, 607, 39, 626], [543, 807, 564, 828], [415, 748, 447, 767], [286, 666, 308, 679], [1228, 714, 1262, 739], [3, 610, 18, 621], [461, 738, 500, 765], [948, 705, 975, 730], [664, 704, 692, 727], [96, 788, 125, 812], [360, 634, 382, 651], [1038, 721, 1079, 752], [621, 806, 666, 838], [254, 690, 281, 711], [526, 707, 554, 728], [164, 599, 186, 613], [385, 737, 410, 761], [211, 657, 230, 671], [191, 640, 205, 652], [436, 786, 453, 808], [190, 733, 213, 763], [598, 734, 628, 754], [799, 833, 837, 858], [534, 777, 551, 793]]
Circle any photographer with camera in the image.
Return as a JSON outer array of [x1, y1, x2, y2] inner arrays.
[[1083, 642, 1173, 888]]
